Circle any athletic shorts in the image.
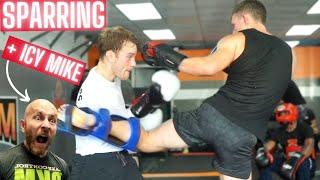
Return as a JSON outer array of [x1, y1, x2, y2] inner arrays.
[[173, 103, 257, 179], [70, 151, 143, 180]]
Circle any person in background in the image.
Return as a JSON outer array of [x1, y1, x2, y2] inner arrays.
[[268, 80, 319, 151], [256, 103, 316, 180]]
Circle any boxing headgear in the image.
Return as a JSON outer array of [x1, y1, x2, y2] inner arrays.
[[275, 103, 299, 124]]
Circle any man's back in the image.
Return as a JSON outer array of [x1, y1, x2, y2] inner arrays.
[[206, 28, 292, 139]]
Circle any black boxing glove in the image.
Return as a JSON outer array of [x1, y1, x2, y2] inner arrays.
[[131, 70, 180, 118], [142, 41, 187, 71], [280, 152, 305, 180], [255, 147, 274, 168]]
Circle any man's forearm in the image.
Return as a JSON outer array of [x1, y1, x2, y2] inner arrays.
[[311, 119, 319, 134], [302, 138, 314, 157]]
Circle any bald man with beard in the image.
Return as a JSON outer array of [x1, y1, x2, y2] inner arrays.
[[0, 99, 70, 180]]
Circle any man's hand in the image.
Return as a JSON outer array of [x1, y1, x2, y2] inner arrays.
[[280, 152, 305, 180], [142, 41, 187, 71], [255, 147, 274, 168], [131, 70, 180, 117]]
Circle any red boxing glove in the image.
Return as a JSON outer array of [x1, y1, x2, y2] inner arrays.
[[142, 41, 163, 66]]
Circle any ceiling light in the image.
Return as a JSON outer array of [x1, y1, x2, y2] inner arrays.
[[285, 41, 299, 48], [115, 3, 161, 20], [286, 25, 320, 36], [143, 29, 176, 40], [307, 0, 320, 14]]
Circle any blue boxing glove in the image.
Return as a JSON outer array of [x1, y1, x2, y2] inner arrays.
[[80, 107, 111, 140], [111, 115, 140, 151], [57, 105, 102, 136]]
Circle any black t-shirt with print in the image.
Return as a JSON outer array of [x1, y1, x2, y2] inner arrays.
[[0, 143, 69, 180], [270, 121, 314, 148]]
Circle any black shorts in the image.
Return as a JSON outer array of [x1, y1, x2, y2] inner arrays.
[[70, 151, 143, 180], [173, 103, 257, 179]]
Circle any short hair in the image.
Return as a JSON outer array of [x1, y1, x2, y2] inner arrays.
[[232, 0, 267, 24], [96, 26, 139, 59]]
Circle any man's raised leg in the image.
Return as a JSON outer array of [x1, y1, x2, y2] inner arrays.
[[110, 119, 188, 152]]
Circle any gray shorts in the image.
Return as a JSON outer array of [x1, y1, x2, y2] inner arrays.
[[173, 103, 257, 179]]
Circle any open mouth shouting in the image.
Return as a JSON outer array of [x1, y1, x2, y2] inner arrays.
[[33, 133, 51, 150], [36, 135, 49, 144]]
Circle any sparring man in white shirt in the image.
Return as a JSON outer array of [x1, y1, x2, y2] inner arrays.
[[69, 26, 142, 180]]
